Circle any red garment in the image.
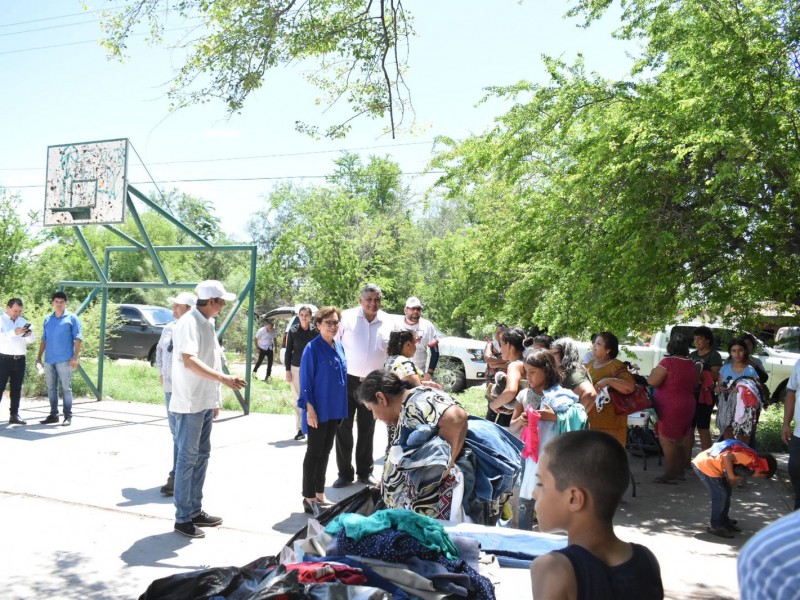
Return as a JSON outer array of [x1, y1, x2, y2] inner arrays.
[[698, 370, 716, 406], [652, 356, 697, 443], [285, 562, 367, 585], [520, 405, 541, 461]]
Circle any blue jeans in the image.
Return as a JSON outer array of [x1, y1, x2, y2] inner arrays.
[[165, 392, 177, 478], [44, 361, 73, 418], [172, 409, 213, 523], [693, 465, 731, 528]]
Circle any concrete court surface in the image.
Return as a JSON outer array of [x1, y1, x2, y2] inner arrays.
[[0, 396, 795, 600]]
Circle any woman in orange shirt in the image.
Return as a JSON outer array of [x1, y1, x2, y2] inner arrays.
[[585, 331, 635, 446]]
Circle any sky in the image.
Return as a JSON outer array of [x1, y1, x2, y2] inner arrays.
[[0, 1, 634, 238]]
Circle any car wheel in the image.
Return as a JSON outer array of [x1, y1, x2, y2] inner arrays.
[[434, 358, 467, 394], [148, 346, 157, 366]]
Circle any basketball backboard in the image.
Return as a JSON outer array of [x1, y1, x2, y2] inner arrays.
[[44, 138, 129, 226]]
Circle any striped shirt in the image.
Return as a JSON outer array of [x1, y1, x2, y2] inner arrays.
[[738, 509, 800, 600]]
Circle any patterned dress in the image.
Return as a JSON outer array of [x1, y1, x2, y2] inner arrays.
[[382, 387, 464, 519]]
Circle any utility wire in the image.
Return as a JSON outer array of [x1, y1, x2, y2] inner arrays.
[[0, 140, 439, 171], [0, 5, 123, 28], [4, 171, 444, 189]]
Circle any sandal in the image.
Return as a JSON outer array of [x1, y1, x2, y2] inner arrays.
[[653, 476, 678, 485]]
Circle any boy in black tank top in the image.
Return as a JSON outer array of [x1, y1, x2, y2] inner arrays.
[[530, 430, 663, 599]]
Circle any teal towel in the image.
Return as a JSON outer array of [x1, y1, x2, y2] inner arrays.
[[325, 508, 460, 560]]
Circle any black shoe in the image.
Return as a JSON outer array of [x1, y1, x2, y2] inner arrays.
[[160, 475, 174, 496], [40, 415, 59, 425], [357, 475, 377, 486], [294, 430, 306, 441], [302, 499, 322, 518], [332, 476, 354, 489], [706, 526, 735, 539], [192, 511, 223, 527], [62, 417, 72, 427], [174, 521, 205, 538], [725, 521, 743, 533], [9, 415, 27, 425]]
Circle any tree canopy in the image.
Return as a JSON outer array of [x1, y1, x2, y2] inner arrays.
[[432, 0, 800, 335], [100, 0, 413, 138]]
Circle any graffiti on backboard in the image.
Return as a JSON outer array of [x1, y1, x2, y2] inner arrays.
[[44, 138, 128, 226]]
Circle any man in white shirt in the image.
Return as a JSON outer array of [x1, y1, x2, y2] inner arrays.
[[171, 280, 246, 539], [333, 283, 390, 488], [253, 322, 277, 381], [0, 298, 35, 425], [781, 357, 800, 510], [393, 296, 439, 381]]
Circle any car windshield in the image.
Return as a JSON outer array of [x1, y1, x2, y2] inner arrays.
[[140, 307, 174, 326]]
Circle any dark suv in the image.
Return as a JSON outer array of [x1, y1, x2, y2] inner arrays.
[[106, 304, 175, 365]]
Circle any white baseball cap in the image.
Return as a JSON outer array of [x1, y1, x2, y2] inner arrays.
[[405, 296, 423, 309], [168, 292, 197, 307], [195, 280, 236, 301]]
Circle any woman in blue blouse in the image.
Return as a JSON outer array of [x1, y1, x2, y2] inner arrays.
[[298, 306, 348, 516]]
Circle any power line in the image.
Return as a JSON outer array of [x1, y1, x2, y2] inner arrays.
[[0, 18, 103, 39], [0, 140, 438, 172], [2, 171, 444, 189], [0, 5, 123, 29]]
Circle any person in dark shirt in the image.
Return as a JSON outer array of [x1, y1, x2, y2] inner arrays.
[[285, 305, 319, 441], [530, 430, 664, 599]]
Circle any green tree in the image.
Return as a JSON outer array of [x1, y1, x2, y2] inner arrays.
[[433, 0, 800, 335], [247, 153, 422, 310], [100, 0, 414, 138], [0, 188, 39, 299]]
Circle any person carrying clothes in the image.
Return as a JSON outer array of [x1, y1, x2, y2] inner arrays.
[[170, 280, 246, 539], [484, 323, 510, 425], [0, 297, 36, 425], [285, 305, 318, 441], [486, 327, 528, 424], [585, 331, 635, 446], [298, 306, 348, 517], [36, 291, 82, 426], [333, 283, 390, 488], [549, 337, 597, 411], [155, 291, 196, 496]]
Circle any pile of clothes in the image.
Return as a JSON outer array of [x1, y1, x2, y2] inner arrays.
[[138, 508, 568, 599]]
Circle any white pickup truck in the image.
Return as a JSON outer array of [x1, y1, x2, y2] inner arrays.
[[579, 323, 800, 404]]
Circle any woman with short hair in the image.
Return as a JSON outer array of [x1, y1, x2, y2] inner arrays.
[[298, 306, 347, 516]]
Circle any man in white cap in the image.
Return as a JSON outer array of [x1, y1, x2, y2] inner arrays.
[[394, 296, 440, 382], [170, 280, 246, 538], [155, 291, 197, 496]]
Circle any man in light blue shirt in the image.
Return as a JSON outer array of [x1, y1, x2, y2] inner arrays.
[[36, 291, 82, 426]]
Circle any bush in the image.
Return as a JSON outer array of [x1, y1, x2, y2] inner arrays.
[[755, 404, 788, 453]]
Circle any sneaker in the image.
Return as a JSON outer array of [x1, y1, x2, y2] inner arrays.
[[62, 417, 72, 427], [192, 511, 223, 527], [332, 476, 354, 488], [174, 521, 205, 538], [357, 474, 377, 486], [725, 520, 743, 533], [40, 415, 59, 425], [706, 525, 735, 539], [9, 415, 27, 425], [294, 430, 306, 441], [160, 475, 174, 496]]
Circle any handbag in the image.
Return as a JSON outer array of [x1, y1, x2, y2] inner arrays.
[[608, 365, 652, 415]]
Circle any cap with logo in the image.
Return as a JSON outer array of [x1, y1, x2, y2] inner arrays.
[[405, 296, 423, 309]]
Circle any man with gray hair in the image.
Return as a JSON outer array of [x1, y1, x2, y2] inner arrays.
[[333, 283, 390, 488]]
